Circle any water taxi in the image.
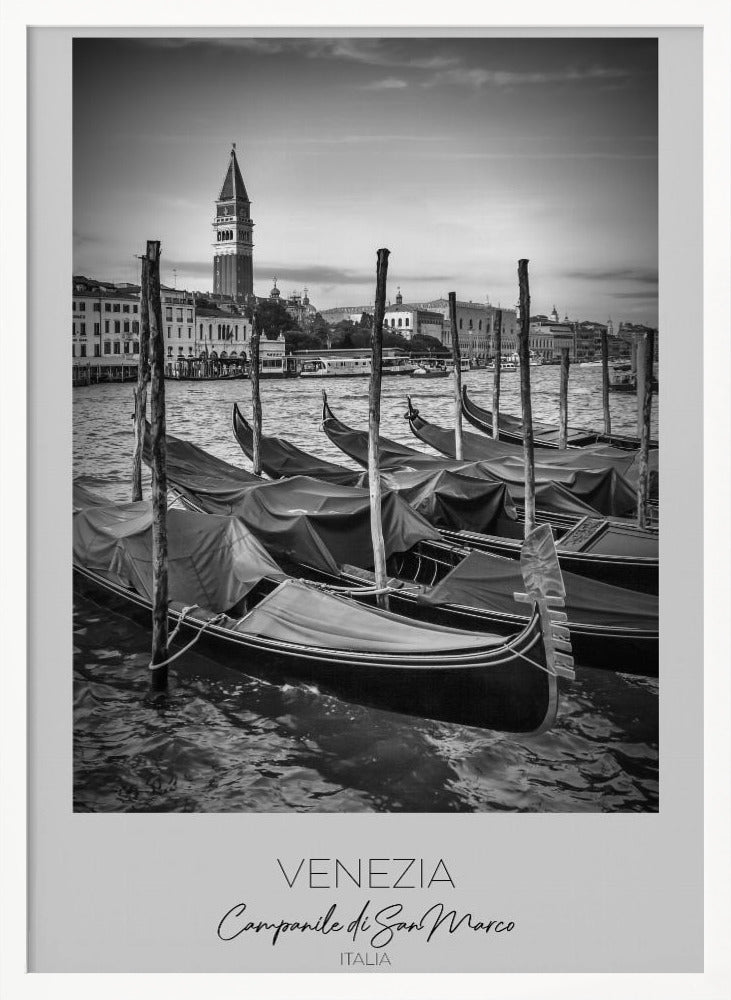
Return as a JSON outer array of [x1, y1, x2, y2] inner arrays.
[[299, 356, 372, 378]]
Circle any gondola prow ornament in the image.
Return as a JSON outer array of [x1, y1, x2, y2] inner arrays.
[[514, 524, 575, 681]]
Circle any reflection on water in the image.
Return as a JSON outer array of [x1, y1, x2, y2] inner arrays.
[[73, 368, 659, 812]]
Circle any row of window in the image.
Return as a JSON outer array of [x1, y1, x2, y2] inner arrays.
[[165, 307, 194, 323], [72, 340, 141, 357], [73, 321, 140, 335], [161, 323, 247, 340], [216, 229, 250, 242], [73, 300, 139, 314]]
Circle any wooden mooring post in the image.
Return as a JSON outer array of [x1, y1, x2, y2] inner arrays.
[[368, 248, 390, 610], [250, 311, 262, 476], [517, 260, 537, 537], [131, 254, 151, 501], [146, 240, 169, 692], [492, 307, 502, 440], [636, 329, 655, 528], [600, 327, 612, 435], [558, 347, 570, 449], [448, 292, 464, 460]]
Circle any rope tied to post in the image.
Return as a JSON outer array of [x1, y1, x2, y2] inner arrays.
[[148, 607, 226, 671]]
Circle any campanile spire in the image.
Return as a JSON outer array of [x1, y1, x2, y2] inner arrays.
[[212, 144, 254, 301]]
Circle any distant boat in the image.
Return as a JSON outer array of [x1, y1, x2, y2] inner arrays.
[[299, 356, 371, 378], [411, 363, 449, 379]]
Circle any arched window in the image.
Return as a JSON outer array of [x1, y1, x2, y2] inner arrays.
[[459, 318, 463, 330], [478, 320, 482, 331], [199, 324, 203, 336], [208, 324, 212, 339], [398, 318, 402, 327]]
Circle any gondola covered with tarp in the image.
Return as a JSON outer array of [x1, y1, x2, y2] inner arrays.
[[142, 427, 441, 576], [413, 394, 658, 499], [319, 397, 657, 590], [461, 385, 658, 451], [323, 393, 639, 518], [403, 399, 644, 516], [234, 403, 658, 593], [150, 430, 658, 674], [73, 484, 574, 734], [233, 402, 523, 536]]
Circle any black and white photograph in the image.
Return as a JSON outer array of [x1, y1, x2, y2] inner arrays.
[[71, 35, 661, 814]]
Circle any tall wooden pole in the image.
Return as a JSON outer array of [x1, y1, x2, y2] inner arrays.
[[636, 330, 655, 528], [600, 327, 612, 435], [250, 311, 262, 476], [635, 331, 647, 438], [517, 260, 536, 537], [448, 292, 464, 460], [492, 308, 502, 440], [147, 241, 169, 692], [131, 255, 151, 501], [558, 347, 570, 449], [368, 249, 390, 610]]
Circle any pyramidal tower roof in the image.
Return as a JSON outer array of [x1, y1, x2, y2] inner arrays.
[[218, 143, 249, 202]]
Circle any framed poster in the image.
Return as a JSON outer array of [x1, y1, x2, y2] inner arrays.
[[2, 2, 729, 997]]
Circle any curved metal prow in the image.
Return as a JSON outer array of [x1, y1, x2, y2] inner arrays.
[[513, 524, 575, 680]]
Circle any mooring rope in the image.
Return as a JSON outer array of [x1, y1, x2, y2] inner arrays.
[[148, 609, 226, 671]]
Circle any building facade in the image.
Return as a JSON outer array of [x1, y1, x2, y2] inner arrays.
[[72, 276, 141, 361], [212, 144, 254, 302], [415, 298, 518, 361]]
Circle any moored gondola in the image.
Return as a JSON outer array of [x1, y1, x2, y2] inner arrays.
[[461, 385, 658, 450], [148, 427, 658, 674], [73, 486, 574, 734], [407, 396, 658, 500], [233, 401, 658, 594]]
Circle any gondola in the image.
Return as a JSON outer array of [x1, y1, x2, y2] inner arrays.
[[73, 484, 572, 734], [150, 428, 658, 675], [408, 396, 658, 499], [323, 394, 643, 520], [461, 386, 658, 450], [233, 401, 658, 594]]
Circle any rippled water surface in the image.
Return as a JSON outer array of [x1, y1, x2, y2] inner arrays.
[[73, 367, 659, 812]]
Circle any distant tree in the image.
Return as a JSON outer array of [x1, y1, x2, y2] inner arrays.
[[253, 299, 300, 338], [408, 334, 448, 357]]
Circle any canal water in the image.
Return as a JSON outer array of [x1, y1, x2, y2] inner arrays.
[[73, 367, 659, 813]]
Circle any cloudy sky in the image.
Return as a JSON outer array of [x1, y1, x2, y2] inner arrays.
[[74, 35, 657, 323]]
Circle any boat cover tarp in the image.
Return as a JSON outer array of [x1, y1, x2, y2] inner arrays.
[[233, 403, 361, 486], [73, 500, 287, 612], [421, 549, 658, 631], [233, 579, 505, 652], [375, 467, 518, 534], [323, 406, 632, 517], [405, 415, 640, 516], [150, 430, 441, 574], [234, 406, 520, 533], [411, 408, 658, 496]]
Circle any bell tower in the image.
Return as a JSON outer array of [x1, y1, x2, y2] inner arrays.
[[212, 143, 254, 301]]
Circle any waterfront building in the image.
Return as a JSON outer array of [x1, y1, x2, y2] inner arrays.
[[413, 298, 517, 362], [72, 275, 141, 362], [383, 289, 445, 343], [212, 143, 254, 303], [528, 315, 576, 362]]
